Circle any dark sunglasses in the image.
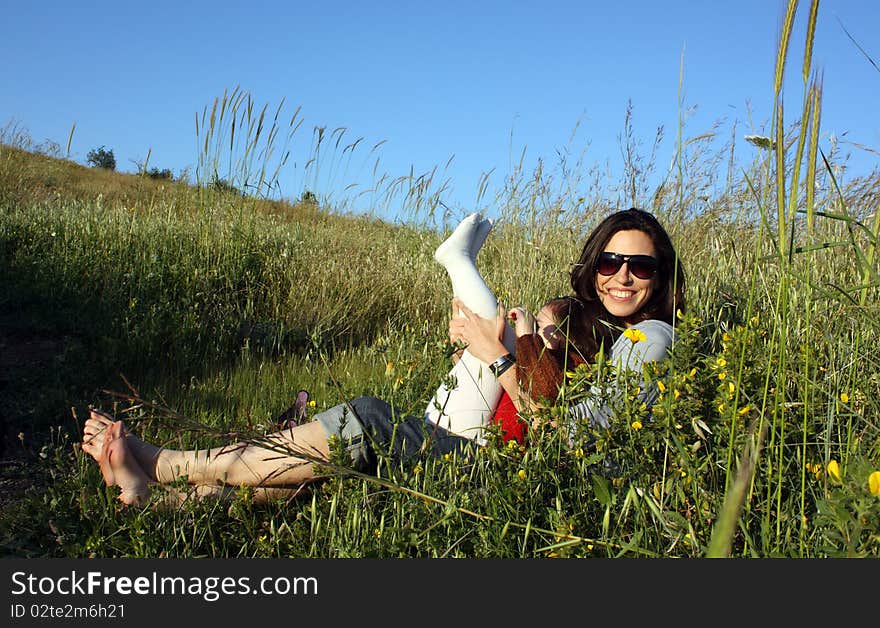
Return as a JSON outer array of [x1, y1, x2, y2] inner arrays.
[[596, 252, 658, 280]]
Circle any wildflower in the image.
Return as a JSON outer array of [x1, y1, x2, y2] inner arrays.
[[728, 382, 735, 395], [517, 469, 527, 480], [869, 471, 880, 497], [587, 544, 594, 551], [717, 403, 725, 413], [623, 328, 647, 343], [827, 460, 841, 482], [413, 464, 422, 475], [722, 332, 731, 342], [574, 447, 584, 459], [718, 372, 727, 381], [689, 368, 697, 378], [738, 405, 750, 415], [443, 453, 452, 462], [384, 361, 395, 377], [674, 389, 681, 400], [657, 380, 667, 393], [839, 392, 849, 404], [680, 469, 687, 478], [308, 400, 316, 408], [716, 358, 727, 368], [631, 420, 643, 431], [565, 371, 577, 379]]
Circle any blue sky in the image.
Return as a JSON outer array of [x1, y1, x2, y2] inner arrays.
[[3, 0, 878, 223]]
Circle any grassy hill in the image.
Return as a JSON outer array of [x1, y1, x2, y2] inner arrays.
[[1, 93, 879, 558]]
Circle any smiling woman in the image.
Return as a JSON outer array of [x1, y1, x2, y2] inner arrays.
[[79, 207, 687, 507]]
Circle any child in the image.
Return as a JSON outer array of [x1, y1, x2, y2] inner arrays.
[[493, 295, 592, 444]]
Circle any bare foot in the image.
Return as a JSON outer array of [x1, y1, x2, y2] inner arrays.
[[99, 422, 150, 506], [81, 409, 118, 462], [81, 409, 161, 480]]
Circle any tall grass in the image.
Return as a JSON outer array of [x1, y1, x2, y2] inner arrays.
[[0, 3, 878, 558]]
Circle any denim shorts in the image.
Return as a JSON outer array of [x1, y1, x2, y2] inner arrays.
[[314, 396, 477, 472]]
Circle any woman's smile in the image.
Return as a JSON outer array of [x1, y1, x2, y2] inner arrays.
[[595, 229, 656, 324]]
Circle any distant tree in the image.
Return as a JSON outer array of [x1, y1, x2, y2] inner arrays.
[[86, 146, 116, 170], [146, 167, 174, 180]]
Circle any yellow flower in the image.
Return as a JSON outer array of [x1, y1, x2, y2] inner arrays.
[[657, 380, 667, 393], [738, 405, 751, 415], [718, 372, 727, 381], [717, 403, 725, 413], [384, 361, 395, 377], [631, 420, 643, 431], [308, 400, 316, 408], [688, 368, 697, 378], [413, 465, 422, 475], [728, 382, 735, 394], [565, 371, 577, 379], [443, 453, 452, 462], [869, 471, 880, 497], [508, 439, 518, 450], [827, 460, 841, 482], [517, 469, 527, 480], [673, 389, 681, 400], [623, 328, 647, 343], [722, 332, 731, 342], [839, 392, 849, 404], [716, 357, 727, 367]]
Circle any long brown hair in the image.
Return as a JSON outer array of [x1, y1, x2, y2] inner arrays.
[[570, 208, 686, 326]]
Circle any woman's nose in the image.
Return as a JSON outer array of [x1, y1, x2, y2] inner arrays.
[[615, 262, 634, 283]]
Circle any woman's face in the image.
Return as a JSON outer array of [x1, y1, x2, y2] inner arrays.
[[595, 229, 657, 325]]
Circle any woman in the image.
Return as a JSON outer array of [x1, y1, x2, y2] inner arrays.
[[81, 207, 685, 506]]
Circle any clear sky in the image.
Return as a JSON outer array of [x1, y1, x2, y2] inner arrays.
[[2, 0, 878, 223]]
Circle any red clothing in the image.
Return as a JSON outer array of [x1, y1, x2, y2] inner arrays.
[[489, 333, 587, 447], [491, 390, 527, 445]]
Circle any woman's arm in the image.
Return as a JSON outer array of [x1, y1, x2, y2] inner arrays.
[[449, 298, 544, 415], [568, 320, 674, 430]]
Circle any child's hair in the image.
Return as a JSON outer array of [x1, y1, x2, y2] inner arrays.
[[515, 295, 606, 404], [540, 295, 602, 364]]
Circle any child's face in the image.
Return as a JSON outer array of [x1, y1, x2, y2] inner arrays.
[[536, 306, 562, 350]]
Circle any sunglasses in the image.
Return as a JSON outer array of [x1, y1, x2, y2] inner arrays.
[[596, 252, 658, 280]]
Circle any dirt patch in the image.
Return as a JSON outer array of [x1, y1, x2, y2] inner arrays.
[[0, 326, 68, 511]]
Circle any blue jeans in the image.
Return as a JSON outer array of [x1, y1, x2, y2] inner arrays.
[[315, 396, 477, 472]]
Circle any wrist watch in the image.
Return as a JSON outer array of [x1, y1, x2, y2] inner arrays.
[[489, 353, 516, 377]]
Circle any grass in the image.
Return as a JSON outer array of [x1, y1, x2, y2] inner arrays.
[[1, 1, 879, 558]]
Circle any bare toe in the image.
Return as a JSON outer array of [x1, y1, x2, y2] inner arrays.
[[100, 422, 149, 506]]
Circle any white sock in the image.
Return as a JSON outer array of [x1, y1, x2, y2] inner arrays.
[[426, 214, 516, 441]]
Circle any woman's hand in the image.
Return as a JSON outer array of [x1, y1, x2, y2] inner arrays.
[[449, 298, 509, 364], [447, 302, 467, 364]]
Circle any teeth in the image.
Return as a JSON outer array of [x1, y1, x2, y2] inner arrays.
[[608, 290, 632, 298]]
